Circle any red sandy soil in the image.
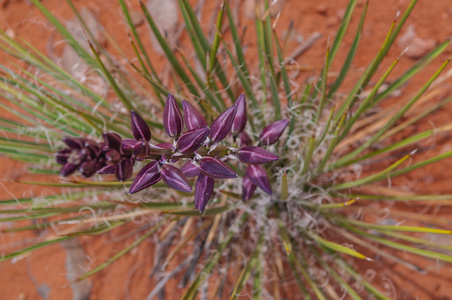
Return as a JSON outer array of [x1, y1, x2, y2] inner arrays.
[[1, 0, 452, 299]]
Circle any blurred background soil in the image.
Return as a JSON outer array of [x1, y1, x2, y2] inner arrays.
[[1, 0, 452, 299]]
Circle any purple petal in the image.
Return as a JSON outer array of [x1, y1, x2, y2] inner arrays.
[[242, 173, 257, 201], [195, 173, 215, 212], [182, 100, 207, 130], [160, 164, 192, 193], [176, 126, 210, 153], [209, 105, 238, 143], [97, 165, 117, 175], [246, 164, 272, 195], [199, 157, 237, 179], [131, 111, 152, 141], [240, 131, 253, 146], [237, 146, 279, 164], [163, 94, 184, 138], [115, 158, 134, 181], [259, 119, 289, 146], [129, 161, 161, 193], [180, 161, 200, 177], [102, 132, 122, 151], [231, 94, 247, 135], [60, 163, 77, 177]]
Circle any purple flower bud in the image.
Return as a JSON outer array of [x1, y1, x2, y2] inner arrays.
[[58, 136, 106, 178], [62, 137, 83, 150], [131, 111, 151, 141], [246, 164, 272, 195], [155, 143, 173, 149], [195, 173, 215, 212], [240, 131, 253, 146], [121, 139, 138, 149], [105, 149, 121, 164], [242, 173, 257, 201], [259, 119, 289, 146], [176, 126, 210, 153], [163, 94, 183, 138], [160, 164, 192, 193], [115, 158, 134, 181], [83, 140, 102, 157], [180, 161, 201, 177], [79, 159, 98, 177], [56, 149, 71, 165], [209, 105, 238, 143], [231, 94, 247, 135], [103, 132, 122, 151], [129, 161, 161, 193], [60, 163, 78, 177], [97, 164, 117, 175], [134, 140, 151, 158], [199, 157, 237, 179], [237, 146, 279, 164], [182, 100, 207, 130]]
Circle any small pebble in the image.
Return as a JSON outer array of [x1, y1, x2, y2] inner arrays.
[[130, 10, 144, 27], [316, 3, 328, 15], [398, 25, 436, 59]]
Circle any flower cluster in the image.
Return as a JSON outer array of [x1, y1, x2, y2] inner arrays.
[[56, 94, 288, 212]]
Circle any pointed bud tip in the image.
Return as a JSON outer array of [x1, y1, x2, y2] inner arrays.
[[246, 164, 272, 195], [163, 94, 184, 138], [160, 164, 192, 193], [231, 94, 247, 135], [238, 145, 279, 164], [259, 119, 289, 146], [199, 157, 237, 179], [182, 100, 207, 130], [209, 105, 238, 143], [129, 161, 161, 194], [131, 111, 151, 141]]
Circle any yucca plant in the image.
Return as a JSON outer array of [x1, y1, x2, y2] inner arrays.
[[1, 0, 452, 298]]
